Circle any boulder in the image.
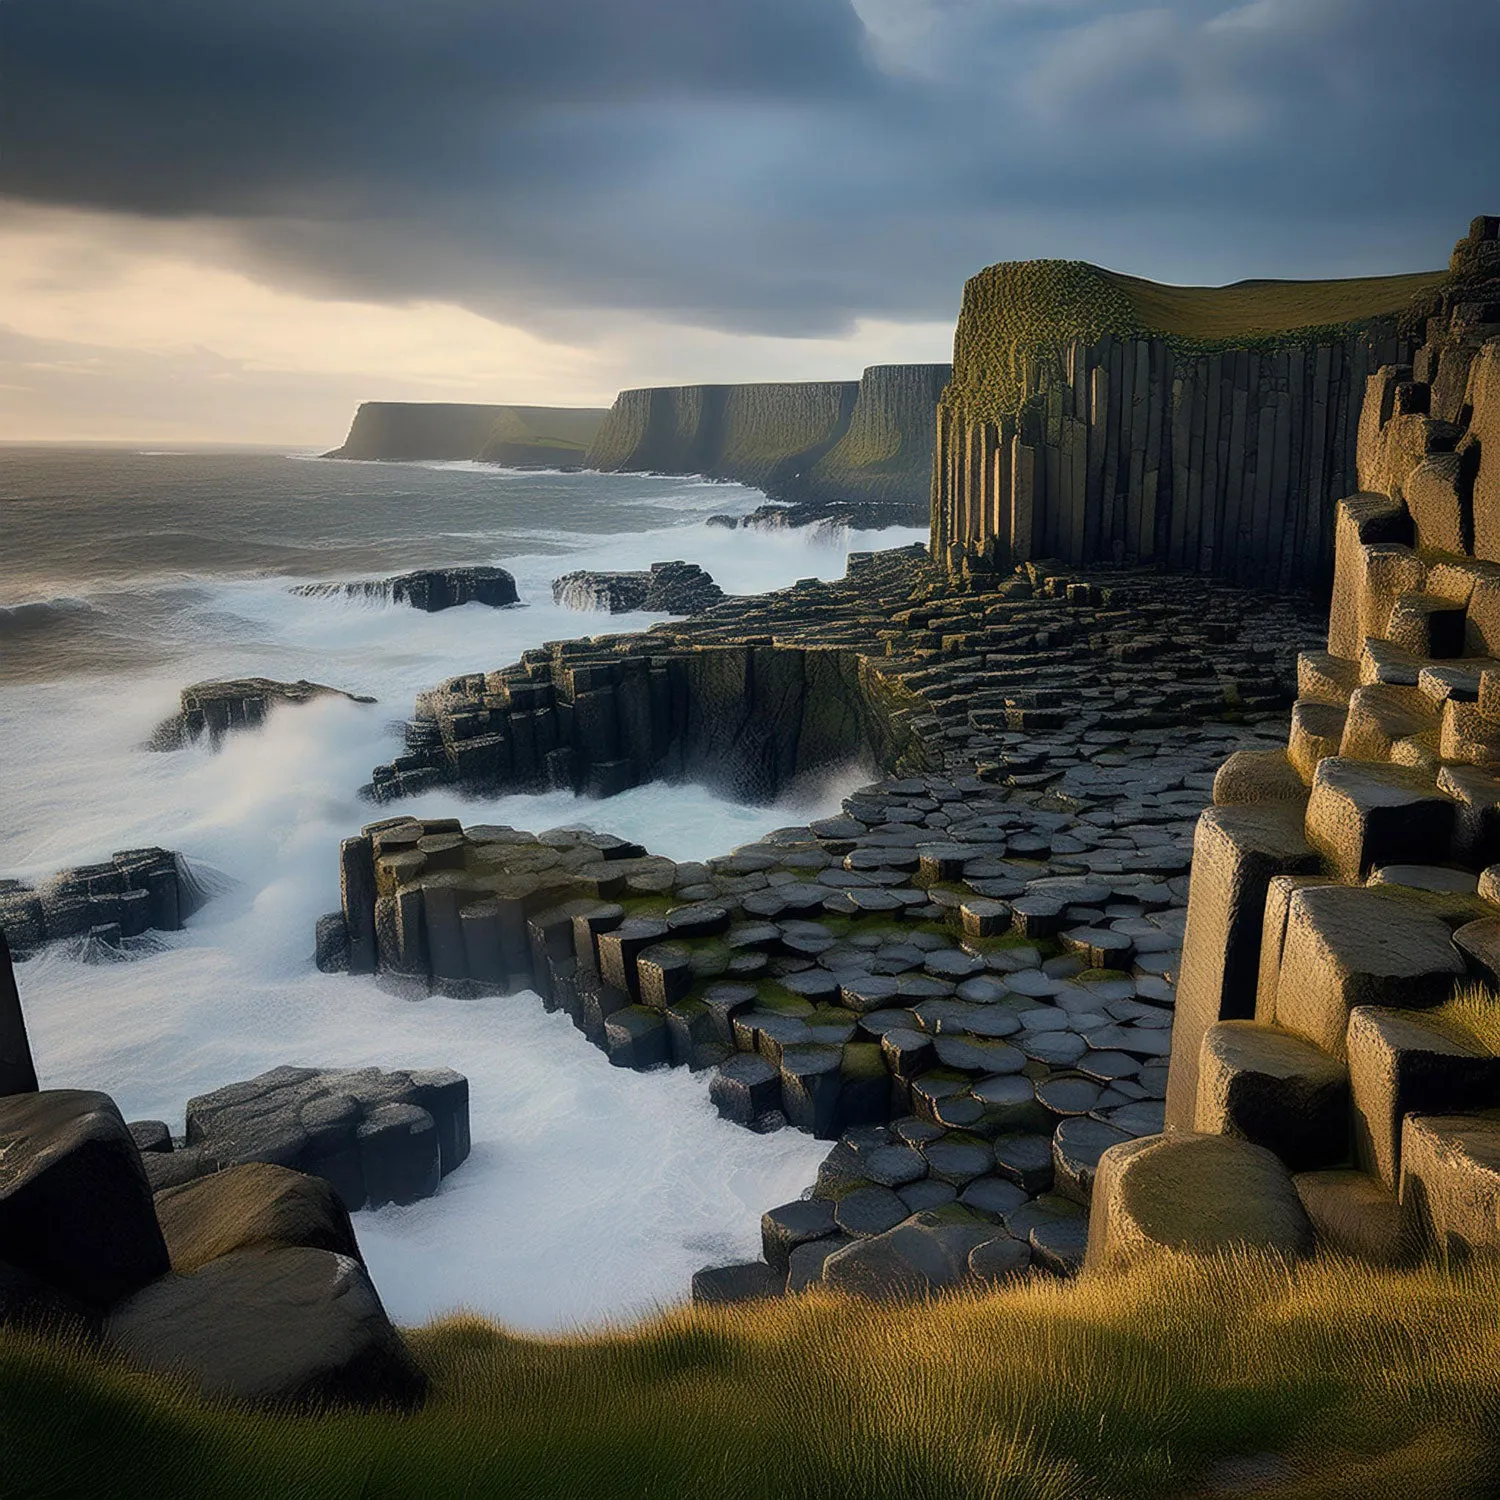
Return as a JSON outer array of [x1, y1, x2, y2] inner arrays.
[[821, 1210, 994, 1298], [1305, 758, 1455, 884], [0, 1090, 169, 1307], [1293, 1168, 1411, 1265], [690, 1261, 784, 1304], [1211, 750, 1306, 807], [153, 1163, 362, 1275], [1085, 1132, 1314, 1269], [106, 1247, 426, 1409]]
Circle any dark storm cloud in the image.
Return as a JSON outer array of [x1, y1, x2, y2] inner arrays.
[[3, 0, 1498, 337]]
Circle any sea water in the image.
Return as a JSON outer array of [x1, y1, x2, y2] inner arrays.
[[0, 446, 927, 1329]]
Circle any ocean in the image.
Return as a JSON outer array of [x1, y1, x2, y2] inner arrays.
[[0, 445, 928, 1330]]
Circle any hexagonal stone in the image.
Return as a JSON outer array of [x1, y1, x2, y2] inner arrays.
[[1017, 1031, 1088, 1067], [991, 1132, 1055, 1194], [604, 1006, 671, 1070], [968, 1234, 1031, 1283], [1077, 1050, 1141, 1084], [958, 1175, 1029, 1221], [779, 1045, 844, 1138], [691, 1261, 784, 1304], [922, 1133, 994, 1185], [708, 1053, 781, 1125], [1101, 1101, 1166, 1137], [933, 1036, 1025, 1075], [821, 1211, 994, 1299], [834, 1185, 910, 1238], [1305, 759, 1456, 885], [1399, 1114, 1500, 1260], [881, 1028, 936, 1079], [1053, 1117, 1131, 1205], [1035, 1075, 1102, 1116], [840, 976, 902, 1013], [1030, 1214, 1090, 1277], [1005, 1193, 1084, 1242], [761, 1198, 838, 1272], [860, 1143, 928, 1189]]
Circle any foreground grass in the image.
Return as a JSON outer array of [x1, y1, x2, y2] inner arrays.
[[5, 1253, 1500, 1500]]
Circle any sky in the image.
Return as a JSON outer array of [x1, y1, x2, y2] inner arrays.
[[1, 0, 1496, 444]]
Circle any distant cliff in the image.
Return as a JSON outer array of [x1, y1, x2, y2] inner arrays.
[[932, 260, 1448, 589], [586, 365, 950, 518], [327, 402, 606, 465]]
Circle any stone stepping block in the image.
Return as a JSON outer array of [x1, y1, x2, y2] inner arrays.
[[1061, 927, 1136, 968], [969, 1073, 1048, 1131], [869, 943, 926, 974], [1274, 885, 1465, 1059], [891, 1115, 946, 1147], [1010, 896, 1066, 937], [899, 975, 956, 1002], [1347, 1007, 1500, 1190], [821, 1211, 995, 1299], [959, 1175, 1029, 1221], [779, 1045, 844, 1138], [1019, 1006, 1070, 1033], [1085, 1132, 1314, 1269], [835, 1185, 911, 1238], [1005, 1193, 1083, 1242], [1036, 1075, 1102, 1117], [1455, 916, 1500, 988], [0, 1090, 169, 1308], [922, 1133, 994, 1186], [846, 847, 917, 872], [726, 922, 781, 951], [1007, 969, 1062, 997], [604, 1006, 671, 1071], [779, 969, 843, 1002], [596, 918, 670, 999], [1017, 1030, 1088, 1067], [899, 1179, 957, 1212], [819, 869, 875, 889], [1292, 1168, 1409, 1265], [909, 1070, 973, 1121], [968, 1234, 1032, 1283], [635, 944, 695, 1010], [911, 999, 986, 1034], [708, 1053, 781, 1125], [726, 951, 770, 978], [881, 1028, 937, 1079], [690, 1261, 784, 1304], [1100, 1100, 1166, 1137], [665, 903, 731, 939], [1053, 1117, 1131, 1205], [840, 975, 902, 1013], [857, 1008, 923, 1038], [105, 1246, 426, 1409], [859, 1143, 928, 1189], [1137, 1061, 1169, 1099], [1305, 759, 1457, 885], [786, 1234, 855, 1292], [991, 1132, 1055, 1194], [956, 975, 1011, 1004], [1399, 1114, 1500, 1260], [700, 983, 758, 1044], [1030, 1214, 1089, 1277], [1085, 1024, 1172, 1059], [934, 1036, 1025, 1076], [154, 1163, 360, 1276], [954, 1009, 1022, 1039], [845, 888, 906, 913], [665, 998, 726, 1070], [918, 845, 974, 881], [781, 929, 840, 958], [1196, 1021, 1350, 1172], [734, 1012, 814, 1065], [1163, 801, 1318, 1133], [960, 899, 1011, 938], [805, 1011, 858, 1046], [925, 948, 986, 979]]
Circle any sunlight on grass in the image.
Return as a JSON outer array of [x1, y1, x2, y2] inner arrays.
[[5, 1252, 1500, 1499]]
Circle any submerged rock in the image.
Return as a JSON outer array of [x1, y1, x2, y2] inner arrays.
[[552, 560, 724, 614], [148, 678, 376, 751], [292, 565, 519, 612]]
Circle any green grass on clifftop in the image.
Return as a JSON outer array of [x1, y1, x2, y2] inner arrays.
[[6, 1252, 1500, 1500], [948, 259, 1447, 422]]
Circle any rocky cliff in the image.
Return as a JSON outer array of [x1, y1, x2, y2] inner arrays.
[[327, 402, 606, 465], [586, 365, 950, 519], [932, 259, 1449, 589]]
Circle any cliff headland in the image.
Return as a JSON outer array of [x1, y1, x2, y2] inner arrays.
[[327, 402, 607, 466]]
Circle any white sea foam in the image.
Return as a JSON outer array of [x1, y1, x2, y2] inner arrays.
[[0, 489, 923, 1330]]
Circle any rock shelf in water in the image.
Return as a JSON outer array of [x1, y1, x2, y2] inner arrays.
[[291, 565, 519, 612]]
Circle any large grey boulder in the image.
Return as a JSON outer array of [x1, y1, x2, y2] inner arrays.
[[820, 1210, 994, 1298], [1399, 1112, 1500, 1261], [1085, 1132, 1314, 1270], [0, 1090, 169, 1308], [106, 1246, 426, 1409], [153, 1163, 362, 1275]]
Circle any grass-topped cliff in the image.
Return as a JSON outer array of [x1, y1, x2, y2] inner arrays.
[[947, 259, 1447, 423], [328, 403, 606, 464], [7, 1252, 1500, 1499]]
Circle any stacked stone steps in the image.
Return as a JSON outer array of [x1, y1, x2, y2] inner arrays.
[[1086, 296, 1500, 1271]]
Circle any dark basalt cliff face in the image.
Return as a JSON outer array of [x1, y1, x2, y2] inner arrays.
[[931, 259, 1449, 590], [586, 365, 950, 520], [327, 402, 606, 465]]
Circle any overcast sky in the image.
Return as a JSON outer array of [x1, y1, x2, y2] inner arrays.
[[1, 0, 1495, 443]]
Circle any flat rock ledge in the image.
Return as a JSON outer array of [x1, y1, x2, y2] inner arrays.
[[0, 847, 197, 958], [552, 560, 724, 614], [0, 1087, 424, 1410], [148, 678, 376, 751], [292, 565, 519, 612]]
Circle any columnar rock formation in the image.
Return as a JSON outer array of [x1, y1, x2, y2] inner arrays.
[[586, 364, 950, 521], [0, 848, 197, 956], [148, 678, 376, 751], [551, 560, 724, 614], [326, 402, 606, 465], [1090, 215, 1500, 1270], [292, 565, 519, 611], [932, 258, 1448, 589]]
